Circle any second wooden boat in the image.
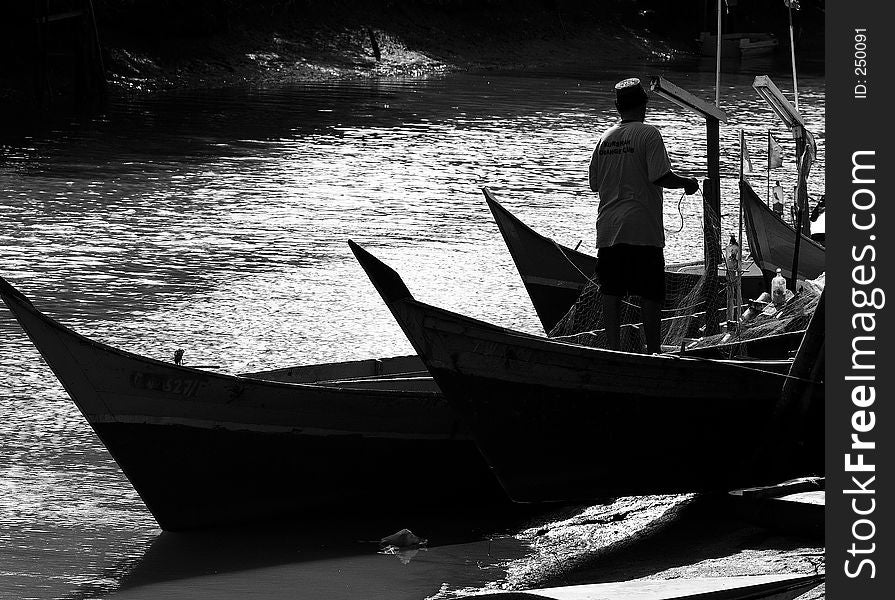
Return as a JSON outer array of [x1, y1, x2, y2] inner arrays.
[[484, 187, 766, 333], [350, 241, 823, 504], [0, 276, 508, 531], [740, 179, 825, 281]]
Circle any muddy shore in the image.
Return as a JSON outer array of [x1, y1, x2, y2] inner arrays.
[[488, 492, 824, 598], [99, 6, 691, 93], [0, 1, 702, 106], [2, 1, 825, 109]]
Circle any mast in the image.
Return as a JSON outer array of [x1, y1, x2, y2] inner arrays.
[[787, 2, 799, 111], [715, 0, 722, 106]]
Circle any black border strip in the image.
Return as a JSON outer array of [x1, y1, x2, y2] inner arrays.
[[827, 1, 892, 597]]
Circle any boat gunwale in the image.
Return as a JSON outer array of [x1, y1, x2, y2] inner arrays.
[[0, 275, 439, 399], [348, 241, 796, 377]]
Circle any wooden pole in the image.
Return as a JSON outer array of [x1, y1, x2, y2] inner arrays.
[[789, 206, 803, 290], [707, 117, 721, 183], [766, 131, 771, 205], [788, 5, 799, 111], [715, 0, 722, 106], [737, 130, 744, 323], [703, 117, 721, 335]]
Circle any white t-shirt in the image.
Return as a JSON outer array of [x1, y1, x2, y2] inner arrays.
[[588, 121, 672, 248]]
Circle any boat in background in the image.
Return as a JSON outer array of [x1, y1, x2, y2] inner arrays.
[[741, 179, 825, 280], [699, 32, 780, 58], [0, 276, 509, 531], [473, 573, 822, 600], [484, 188, 766, 333], [350, 241, 823, 505]]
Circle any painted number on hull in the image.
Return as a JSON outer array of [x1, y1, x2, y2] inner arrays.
[[132, 372, 201, 397]]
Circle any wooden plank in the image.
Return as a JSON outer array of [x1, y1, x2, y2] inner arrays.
[[649, 76, 728, 122], [472, 574, 823, 600]]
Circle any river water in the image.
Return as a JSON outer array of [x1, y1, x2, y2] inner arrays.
[[1, 64, 824, 599]]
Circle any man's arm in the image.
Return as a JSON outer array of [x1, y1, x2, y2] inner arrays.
[[588, 149, 599, 192], [653, 170, 699, 195]]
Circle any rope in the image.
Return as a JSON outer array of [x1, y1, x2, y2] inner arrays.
[[665, 191, 687, 234], [550, 238, 705, 315], [664, 188, 705, 235], [550, 186, 720, 320], [551, 239, 598, 286]]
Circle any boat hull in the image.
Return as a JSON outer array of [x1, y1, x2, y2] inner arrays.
[[740, 180, 825, 280], [92, 421, 499, 531], [350, 241, 823, 504], [0, 277, 507, 530], [411, 312, 819, 503]]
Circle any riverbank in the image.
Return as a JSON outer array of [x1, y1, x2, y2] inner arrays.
[[1, 1, 699, 107], [100, 4, 691, 93], [2, 0, 826, 111]]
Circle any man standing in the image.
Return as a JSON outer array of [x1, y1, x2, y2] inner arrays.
[[588, 78, 699, 354]]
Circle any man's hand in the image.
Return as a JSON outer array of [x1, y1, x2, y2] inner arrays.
[[654, 172, 701, 194]]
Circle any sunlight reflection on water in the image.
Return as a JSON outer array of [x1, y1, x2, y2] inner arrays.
[[0, 68, 824, 599]]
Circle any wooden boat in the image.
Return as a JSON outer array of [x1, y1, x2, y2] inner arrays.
[[740, 180, 825, 281], [699, 32, 780, 58], [729, 477, 824, 538], [0, 276, 509, 531], [484, 188, 766, 333], [349, 241, 823, 504], [472, 573, 822, 600]]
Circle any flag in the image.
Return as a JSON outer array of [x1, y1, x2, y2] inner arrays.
[[803, 127, 817, 163], [798, 128, 817, 182], [741, 129, 754, 174], [784, 0, 800, 10], [793, 126, 817, 172], [768, 133, 784, 169]]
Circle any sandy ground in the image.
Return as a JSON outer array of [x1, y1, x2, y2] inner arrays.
[[468, 493, 825, 599]]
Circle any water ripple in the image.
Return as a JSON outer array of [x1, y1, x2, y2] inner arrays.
[[0, 69, 824, 599]]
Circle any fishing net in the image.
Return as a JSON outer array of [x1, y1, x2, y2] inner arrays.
[[548, 193, 759, 354], [684, 273, 824, 355], [549, 193, 723, 350], [549, 187, 824, 357], [548, 274, 723, 349]]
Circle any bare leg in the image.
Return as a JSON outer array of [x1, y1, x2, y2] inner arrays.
[[602, 294, 621, 350], [642, 298, 662, 354]]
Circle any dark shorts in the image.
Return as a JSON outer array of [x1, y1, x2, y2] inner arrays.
[[597, 244, 665, 302]]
